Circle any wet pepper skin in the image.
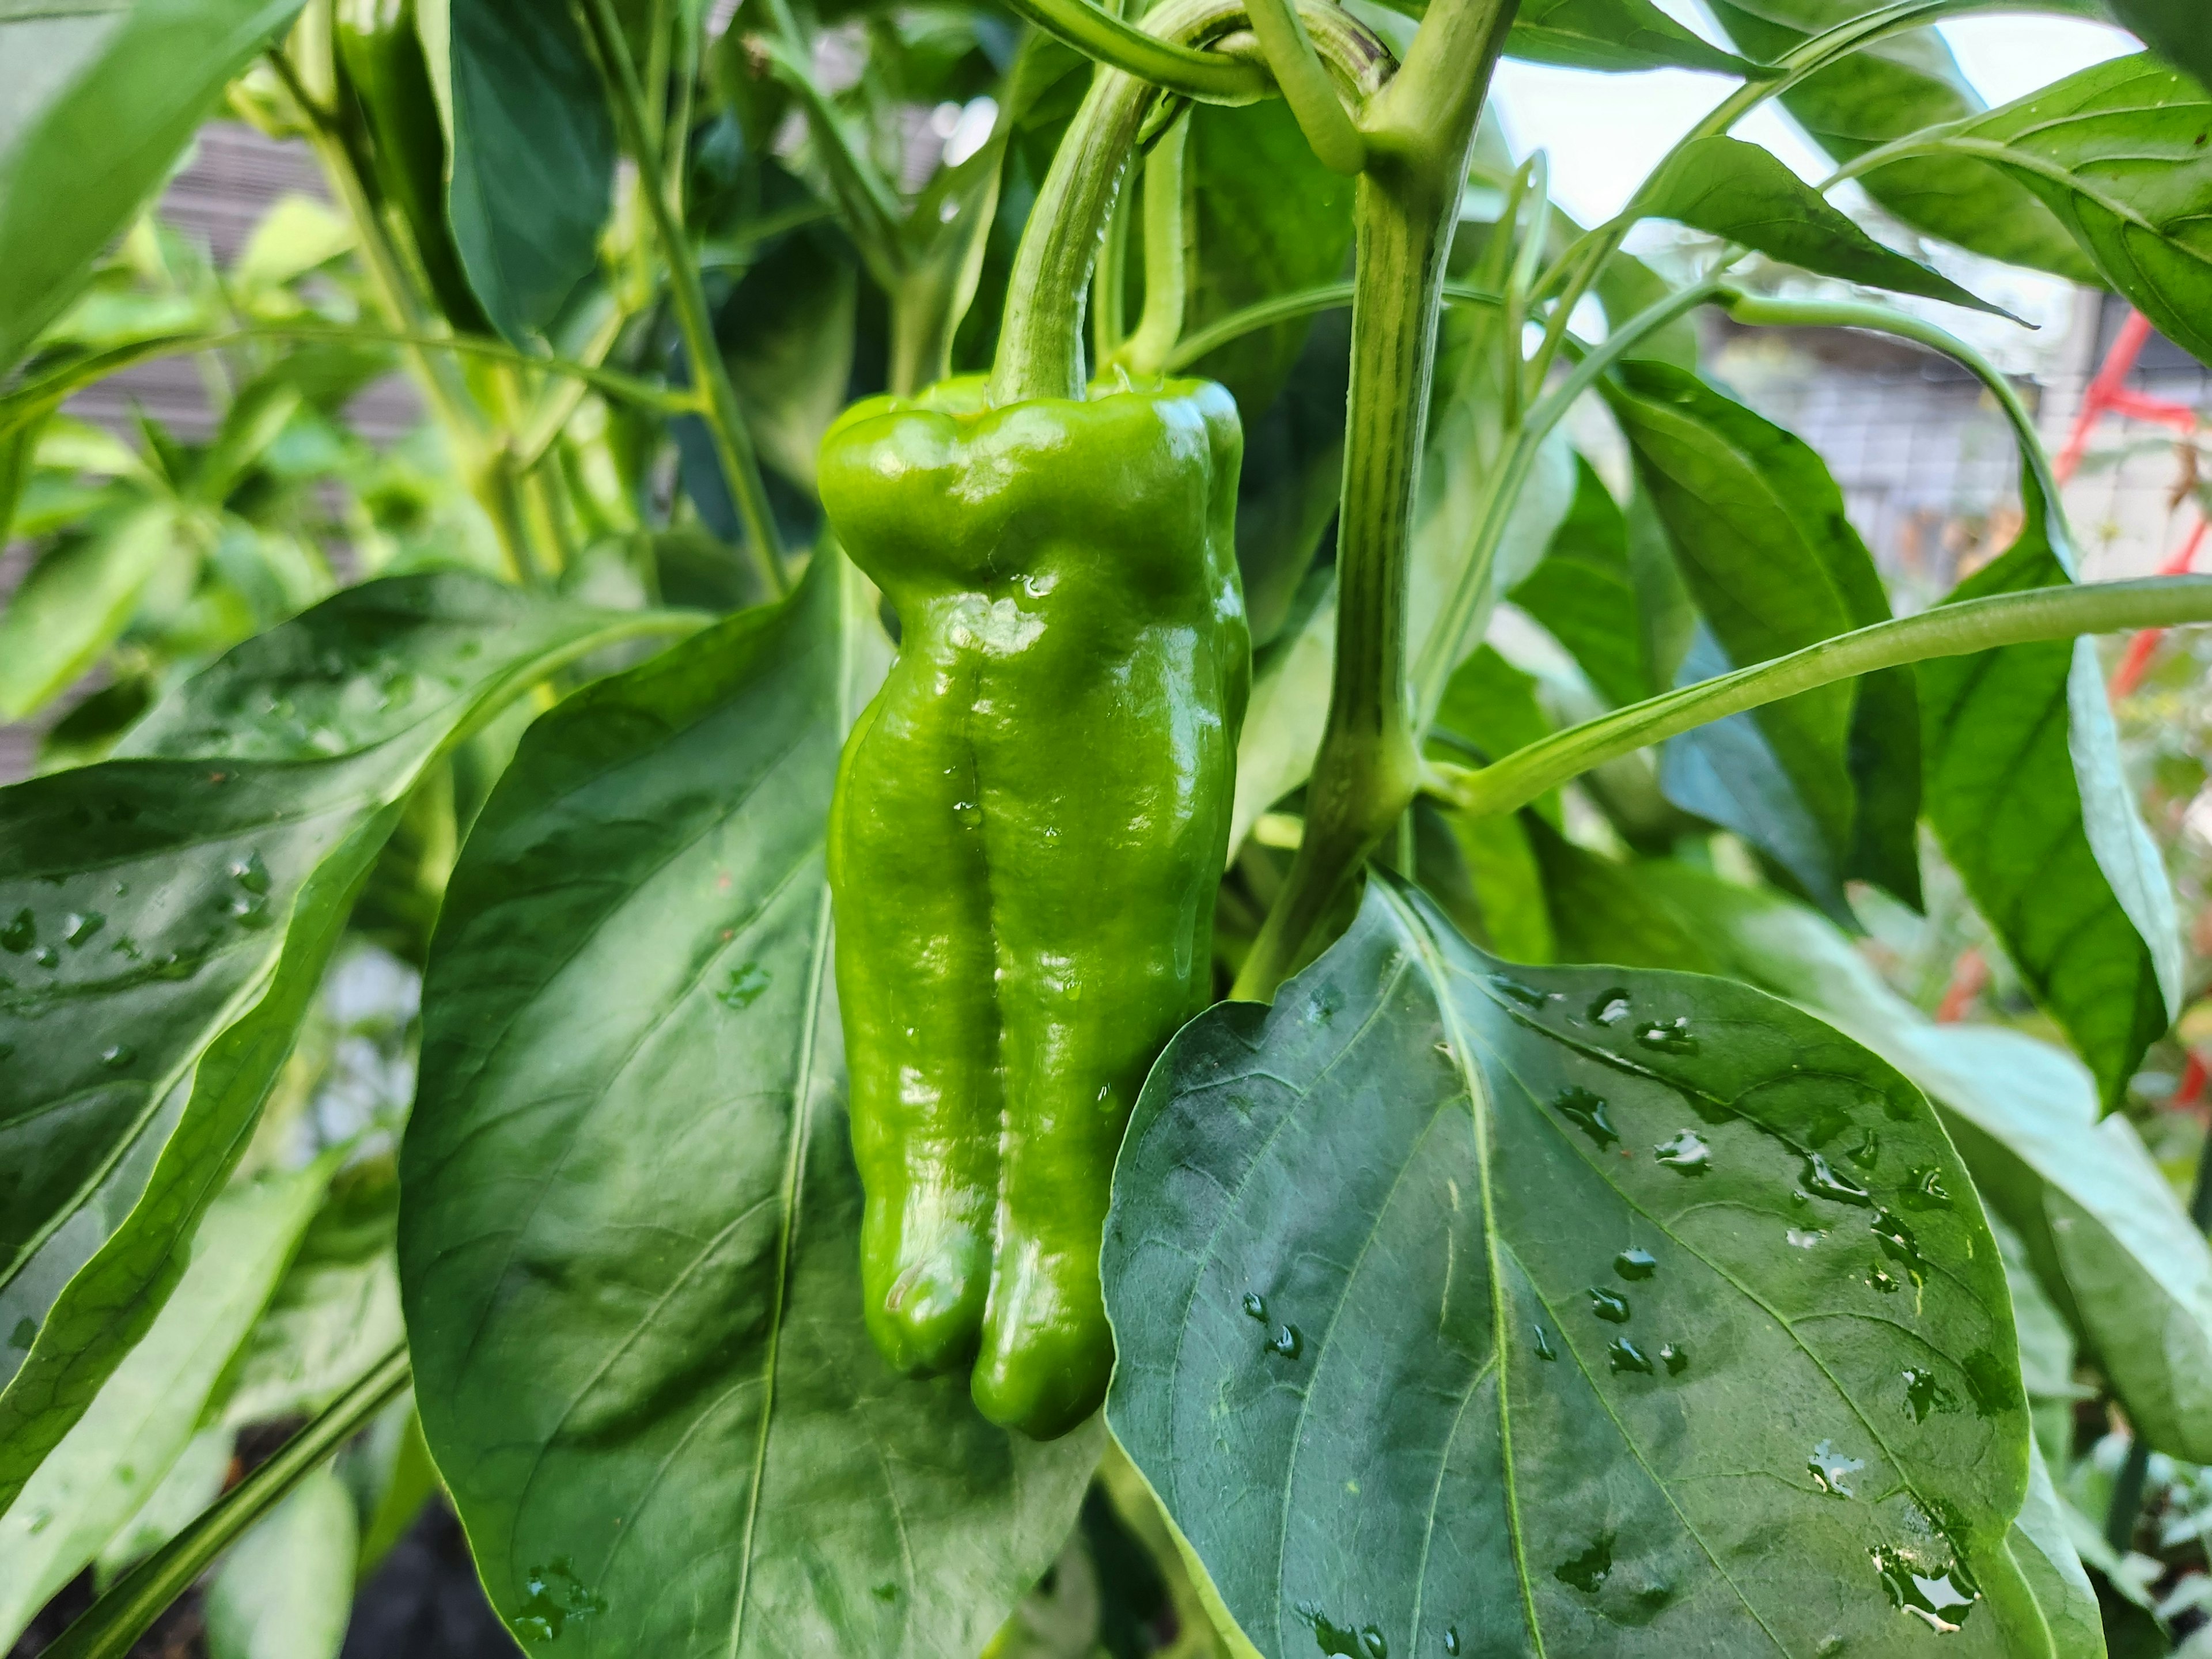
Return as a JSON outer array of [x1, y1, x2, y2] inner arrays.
[[820, 376, 1248, 1439]]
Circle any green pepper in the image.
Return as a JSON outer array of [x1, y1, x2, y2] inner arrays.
[[821, 374, 1249, 1439], [334, 0, 493, 335]]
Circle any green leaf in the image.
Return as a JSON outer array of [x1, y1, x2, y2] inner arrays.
[[214, 1154, 404, 1427], [1234, 312, 1350, 650], [1183, 97, 1357, 419], [0, 408, 40, 545], [1608, 359, 1919, 907], [203, 1465, 357, 1659], [1107, 875, 2043, 1657], [1531, 816, 1715, 972], [95, 1429, 230, 1584], [398, 551, 1097, 1656], [1919, 460, 2179, 1109], [1702, 0, 2099, 283], [0, 575, 681, 1510], [1944, 55, 2212, 368], [2010, 1444, 2105, 1659], [718, 228, 858, 492], [0, 1164, 328, 1650], [1506, 0, 1760, 76], [0, 502, 179, 719], [1431, 643, 1551, 770], [431, 0, 615, 343], [1642, 135, 2009, 317], [1508, 457, 1655, 711], [0, 0, 306, 372], [1640, 865, 2212, 1465], [2103, 0, 2211, 93]]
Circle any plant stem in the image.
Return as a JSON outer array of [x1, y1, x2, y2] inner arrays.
[[991, 0, 1394, 403], [1427, 577, 2212, 821], [1244, 0, 1364, 174], [1118, 111, 1193, 375], [1230, 0, 1515, 1003], [41, 1346, 412, 1659], [991, 0, 1271, 103], [578, 0, 787, 596]]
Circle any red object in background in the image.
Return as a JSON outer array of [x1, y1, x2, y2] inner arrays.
[[2174, 1050, 2209, 1115], [2051, 306, 2207, 699], [1935, 947, 1987, 1024]]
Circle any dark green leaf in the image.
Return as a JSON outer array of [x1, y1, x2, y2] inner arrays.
[[1184, 98, 1356, 418], [1641, 865, 2212, 1465], [0, 575, 674, 1510], [2010, 1445, 2104, 1659], [0, 409, 40, 545], [1508, 456, 1654, 710], [1945, 56, 2212, 367], [1609, 359, 1919, 906], [1594, 249, 1700, 373], [1703, 0, 2099, 282], [1643, 135, 2010, 317], [1506, 0, 1759, 75], [0, 0, 306, 372], [1431, 643, 1551, 769], [717, 228, 858, 491], [2103, 0, 2211, 93], [1417, 800, 1556, 965], [1531, 816, 1715, 972], [0, 1164, 327, 1649], [1107, 876, 2044, 1656], [441, 0, 616, 343], [399, 552, 1097, 1656], [1919, 458, 2179, 1109], [0, 502, 179, 719]]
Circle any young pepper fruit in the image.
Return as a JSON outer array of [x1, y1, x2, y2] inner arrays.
[[821, 374, 1248, 1439]]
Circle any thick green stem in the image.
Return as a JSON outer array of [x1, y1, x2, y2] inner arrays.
[[1428, 577, 2212, 821], [991, 0, 1393, 403], [40, 1346, 412, 1659], [1118, 111, 1194, 375], [1230, 0, 1514, 1004], [578, 0, 787, 596]]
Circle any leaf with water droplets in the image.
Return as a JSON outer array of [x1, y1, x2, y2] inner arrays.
[[400, 553, 1090, 1656], [0, 573, 682, 1510], [1105, 877, 2044, 1657]]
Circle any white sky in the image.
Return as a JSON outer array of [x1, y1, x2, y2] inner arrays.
[[1490, 9, 2146, 225]]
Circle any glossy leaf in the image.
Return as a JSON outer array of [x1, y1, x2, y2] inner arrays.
[[1508, 456, 1654, 710], [433, 0, 616, 343], [1608, 359, 1919, 907], [2104, 0, 2211, 93], [0, 0, 305, 372], [203, 1465, 357, 1659], [1506, 0, 1759, 76], [0, 501, 178, 719], [0, 575, 677, 1509], [1642, 135, 2008, 316], [2010, 1444, 2105, 1659], [1702, 0, 2097, 282], [1107, 876, 2043, 1657], [0, 1165, 327, 1650], [1946, 56, 2212, 366], [399, 552, 1098, 1657], [1643, 865, 2212, 1465], [1919, 454, 2179, 1109]]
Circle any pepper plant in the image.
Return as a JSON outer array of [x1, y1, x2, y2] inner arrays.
[[5, 0, 2212, 1653]]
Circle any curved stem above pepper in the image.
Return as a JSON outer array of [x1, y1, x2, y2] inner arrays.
[[1244, 0, 1365, 174], [990, 0, 1396, 404], [991, 0, 1272, 103]]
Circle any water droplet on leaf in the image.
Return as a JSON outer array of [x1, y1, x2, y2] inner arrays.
[[1787, 1228, 1825, 1249], [1870, 1544, 1979, 1633], [510, 1557, 607, 1644], [64, 911, 104, 946], [229, 850, 271, 894], [1608, 1339, 1653, 1375], [1552, 1086, 1618, 1149], [1903, 1368, 1957, 1423], [1902, 1166, 1953, 1211], [1243, 1292, 1268, 1321], [1589, 990, 1631, 1025], [1268, 1324, 1303, 1359], [1532, 1325, 1557, 1362], [715, 963, 771, 1010], [1554, 1532, 1615, 1594], [1489, 974, 1548, 1009], [1588, 1287, 1631, 1324], [1635, 1017, 1697, 1055], [1808, 1440, 1864, 1498], [1802, 1153, 1872, 1207], [1654, 1131, 1709, 1175], [0, 910, 32, 953], [1443, 1629, 1460, 1656], [1660, 1343, 1688, 1376], [1613, 1248, 1657, 1281], [101, 1044, 135, 1070]]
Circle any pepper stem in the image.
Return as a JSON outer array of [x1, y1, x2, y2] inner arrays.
[[989, 0, 1395, 405]]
